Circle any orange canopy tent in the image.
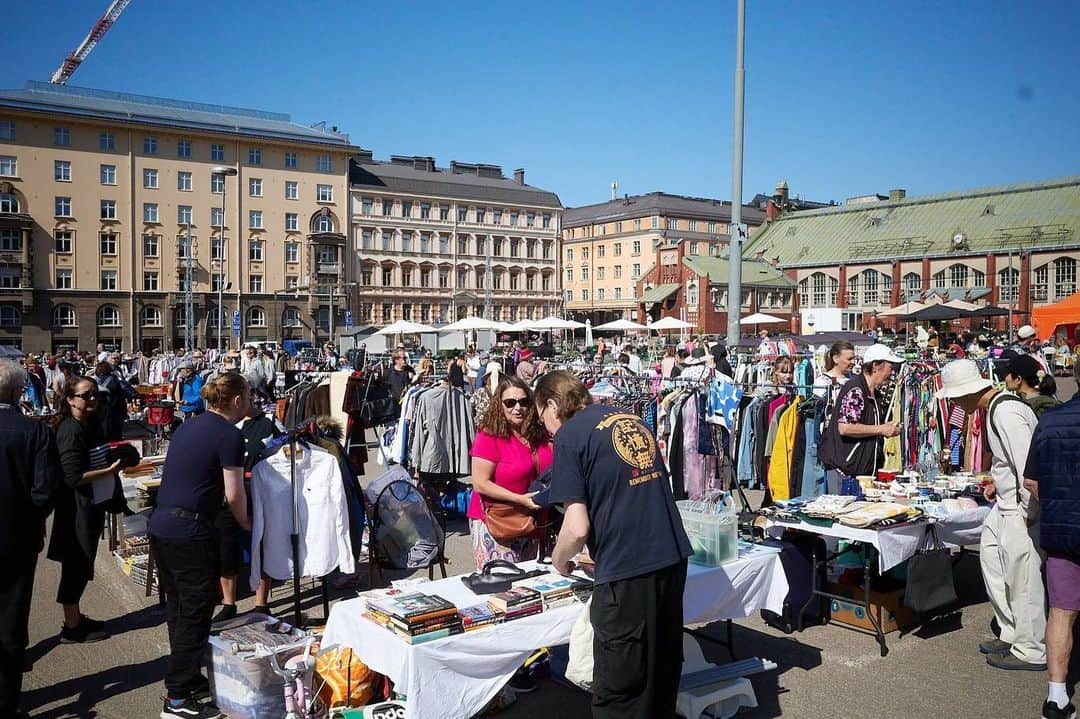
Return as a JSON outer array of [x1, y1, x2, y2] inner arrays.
[[1033, 291, 1080, 340]]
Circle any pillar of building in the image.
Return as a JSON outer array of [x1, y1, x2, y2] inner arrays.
[[837, 265, 848, 309], [891, 260, 902, 306], [1019, 252, 1032, 322]]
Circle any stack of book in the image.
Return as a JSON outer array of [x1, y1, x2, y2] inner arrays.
[[487, 587, 543, 621], [365, 593, 463, 644], [512, 573, 593, 610], [458, 604, 503, 632]]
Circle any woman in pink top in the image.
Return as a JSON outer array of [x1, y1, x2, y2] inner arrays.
[[468, 376, 553, 570]]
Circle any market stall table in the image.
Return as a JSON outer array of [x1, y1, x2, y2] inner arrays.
[[763, 506, 991, 656], [321, 551, 788, 719]]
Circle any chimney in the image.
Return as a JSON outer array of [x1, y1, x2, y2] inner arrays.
[[514, 168, 525, 185], [774, 180, 789, 209], [889, 188, 906, 201], [765, 199, 780, 222]]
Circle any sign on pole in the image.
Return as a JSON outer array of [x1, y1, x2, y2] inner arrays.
[[232, 309, 241, 338], [344, 310, 354, 328]]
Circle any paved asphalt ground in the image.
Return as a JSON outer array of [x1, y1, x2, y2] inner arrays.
[[20, 377, 1079, 718]]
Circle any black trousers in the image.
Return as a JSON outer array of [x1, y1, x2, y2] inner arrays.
[[590, 560, 687, 719], [55, 556, 91, 606], [152, 535, 219, 699], [0, 555, 38, 717]]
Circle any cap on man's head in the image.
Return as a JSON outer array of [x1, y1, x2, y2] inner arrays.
[[1017, 325, 1037, 340], [935, 359, 992, 399], [862, 344, 905, 364]]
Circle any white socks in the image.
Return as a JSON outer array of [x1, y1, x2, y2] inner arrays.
[[1048, 681, 1070, 709]]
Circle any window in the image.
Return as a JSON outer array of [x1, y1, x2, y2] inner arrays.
[[54, 305, 77, 327], [509, 211, 519, 226], [99, 132, 115, 150], [651, 216, 659, 229], [210, 207, 223, 227], [596, 244, 605, 258], [54, 160, 71, 182], [614, 265, 622, 279], [177, 236, 191, 259], [998, 267, 1019, 303], [381, 198, 393, 217], [284, 152, 297, 168], [581, 266, 589, 281], [177, 139, 191, 158], [614, 287, 622, 299], [457, 205, 468, 222], [0, 156, 15, 177], [248, 210, 262, 229], [597, 267, 605, 280], [811, 272, 831, 306], [847, 275, 860, 306], [973, 269, 985, 287], [510, 238, 521, 257], [862, 271, 879, 306], [493, 238, 503, 256], [708, 221, 717, 233], [249, 274, 263, 292], [949, 264, 969, 287], [582, 247, 589, 260], [143, 272, 159, 291], [613, 242, 622, 257], [361, 265, 373, 285], [100, 232, 117, 255], [632, 263, 641, 278], [55, 196, 72, 217], [476, 207, 486, 223], [688, 219, 697, 232], [632, 240, 641, 255], [55, 269, 72, 289], [689, 241, 698, 256], [249, 177, 262, 197], [249, 240, 263, 261], [248, 148, 261, 165], [317, 184, 333, 202], [439, 204, 450, 221], [100, 164, 116, 185], [492, 271, 503, 290], [439, 234, 450, 253], [667, 218, 678, 230], [0, 121, 14, 141], [361, 230, 373, 250], [476, 269, 486, 289], [904, 272, 921, 293], [97, 305, 120, 326], [542, 213, 552, 229], [933, 269, 947, 289], [314, 214, 334, 233], [382, 232, 393, 251], [456, 268, 467, 288], [382, 266, 393, 286], [285, 213, 298, 231], [401, 232, 413, 253], [100, 271, 117, 291], [0, 264, 20, 288], [1054, 257, 1076, 300], [543, 240, 552, 259], [401, 267, 413, 287], [143, 136, 157, 154], [475, 235, 486, 254], [54, 127, 70, 146], [178, 205, 192, 225], [177, 171, 192, 191], [211, 273, 224, 292], [100, 200, 116, 220], [142, 234, 158, 257], [141, 306, 162, 326], [211, 173, 224, 194], [420, 233, 432, 253], [566, 267, 573, 283], [581, 290, 589, 302], [211, 143, 224, 161], [317, 155, 332, 172], [247, 307, 266, 327], [54, 230, 73, 253], [285, 242, 299, 263], [143, 168, 158, 188], [285, 180, 298, 200], [283, 308, 301, 327]]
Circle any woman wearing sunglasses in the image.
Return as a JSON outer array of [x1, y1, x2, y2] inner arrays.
[[47, 378, 122, 643], [468, 376, 553, 572]]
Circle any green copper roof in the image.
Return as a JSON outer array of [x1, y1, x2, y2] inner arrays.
[[682, 255, 796, 287], [637, 283, 681, 303]]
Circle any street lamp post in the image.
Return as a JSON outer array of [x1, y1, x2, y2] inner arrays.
[[212, 166, 238, 353], [184, 222, 194, 352]]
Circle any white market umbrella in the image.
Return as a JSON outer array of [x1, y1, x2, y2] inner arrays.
[[944, 298, 981, 312], [739, 312, 786, 325], [648, 316, 693, 331], [508, 320, 536, 332], [594, 318, 649, 332], [374, 320, 436, 336], [530, 315, 582, 330], [439, 316, 497, 332], [877, 300, 926, 317]]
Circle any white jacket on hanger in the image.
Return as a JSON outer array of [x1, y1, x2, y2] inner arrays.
[[250, 445, 354, 590]]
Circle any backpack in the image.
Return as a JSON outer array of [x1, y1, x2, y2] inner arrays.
[[984, 391, 1031, 502], [365, 470, 445, 571]]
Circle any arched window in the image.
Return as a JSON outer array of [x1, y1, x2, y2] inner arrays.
[[207, 307, 227, 328], [949, 264, 969, 288], [0, 305, 20, 327], [282, 308, 301, 327], [809, 272, 837, 307], [798, 278, 809, 307], [313, 214, 335, 233], [247, 306, 266, 327], [174, 306, 188, 328], [53, 304, 77, 327], [904, 272, 921, 292], [1054, 257, 1076, 300], [846, 274, 860, 306], [862, 270, 879, 306], [140, 306, 162, 326], [97, 305, 121, 327], [998, 267, 1020, 303], [0, 193, 19, 213]]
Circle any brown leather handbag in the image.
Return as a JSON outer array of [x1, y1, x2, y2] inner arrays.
[[482, 448, 539, 543]]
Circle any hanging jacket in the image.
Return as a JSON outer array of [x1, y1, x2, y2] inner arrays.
[[408, 385, 475, 475], [766, 397, 803, 501], [818, 374, 882, 477], [1028, 396, 1080, 555]]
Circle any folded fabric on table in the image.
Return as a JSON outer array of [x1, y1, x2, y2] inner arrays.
[[834, 502, 920, 528], [801, 494, 858, 518]]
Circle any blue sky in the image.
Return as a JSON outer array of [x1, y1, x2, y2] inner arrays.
[[10, 0, 1080, 207]]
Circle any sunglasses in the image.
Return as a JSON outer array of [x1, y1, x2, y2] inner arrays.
[[501, 398, 530, 409], [72, 391, 99, 401]]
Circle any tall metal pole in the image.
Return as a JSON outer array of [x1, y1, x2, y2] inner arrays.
[[218, 183, 226, 353], [725, 0, 747, 347], [1007, 248, 1014, 343], [328, 283, 335, 346], [184, 222, 193, 352]]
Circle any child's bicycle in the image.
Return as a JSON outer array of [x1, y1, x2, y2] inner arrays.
[[261, 638, 327, 719]]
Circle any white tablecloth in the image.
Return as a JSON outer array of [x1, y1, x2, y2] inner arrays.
[[321, 552, 787, 719], [764, 505, 991, 572]]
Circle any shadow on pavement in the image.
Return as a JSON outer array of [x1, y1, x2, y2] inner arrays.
[[23, 655, 167, 719]]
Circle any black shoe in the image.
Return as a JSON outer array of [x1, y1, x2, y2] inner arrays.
[[508, 669, 538, 694], [252, 605, 272, 616], [211, 604, 237, 623], [160, 697, 225, 719], [978, 638, 1011, 654], [59, 620, 108, 644], [79, 614, 106, 632], [1043, 700, 1077, 719], [986, 651, 1047, 671], [191, 680, 212, 702]]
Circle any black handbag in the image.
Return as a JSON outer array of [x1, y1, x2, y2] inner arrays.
[[903, 524, 958, 615], [461, 559, 547, 595], [353, 374, 397, 429]]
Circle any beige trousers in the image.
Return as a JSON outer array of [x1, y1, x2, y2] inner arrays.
[[980, 505, 1047, 664]]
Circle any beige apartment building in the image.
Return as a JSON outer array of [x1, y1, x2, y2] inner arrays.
[[349, 156, 562, 327], [0, 81, 358, 353], [561, 193, 765, 324]]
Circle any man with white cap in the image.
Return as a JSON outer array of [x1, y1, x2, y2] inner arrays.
[[937, 359, 1046, 671], [818, 344, 904, 493]]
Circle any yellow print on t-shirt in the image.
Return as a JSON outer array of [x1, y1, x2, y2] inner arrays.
[[606, 416, 658, 472]]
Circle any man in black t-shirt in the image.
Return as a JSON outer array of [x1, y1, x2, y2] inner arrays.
[[537, 371, 690, 719], [386, 350, 415, 409]]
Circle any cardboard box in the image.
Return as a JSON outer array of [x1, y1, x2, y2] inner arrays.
[[825, 582, 914, 635]]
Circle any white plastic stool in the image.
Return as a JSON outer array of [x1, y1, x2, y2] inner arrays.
[[677, 636, 759, 719]]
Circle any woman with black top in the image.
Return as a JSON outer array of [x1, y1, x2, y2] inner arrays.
[[149, 373, 250, 719], [48, 377, 121, 644]]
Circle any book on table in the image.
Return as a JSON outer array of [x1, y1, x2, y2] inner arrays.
[[487, 587, 541, 613], [459, 604, 503, 631], [511, 572, 593, 609]]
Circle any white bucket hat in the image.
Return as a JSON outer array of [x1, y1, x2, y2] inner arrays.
[[863, 344, 905, 364], [935, 359, 992, 399], [1017, 325, 1037, 340]]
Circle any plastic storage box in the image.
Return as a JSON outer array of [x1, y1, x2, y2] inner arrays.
[[206, 615, 309, 719], [677, 497, 738, 566]]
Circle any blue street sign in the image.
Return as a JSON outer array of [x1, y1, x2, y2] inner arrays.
[[232, 309, 241, 336], [344, 310, 354, 328]]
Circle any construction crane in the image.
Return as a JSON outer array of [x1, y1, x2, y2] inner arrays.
[[50, 0, 132, 85]]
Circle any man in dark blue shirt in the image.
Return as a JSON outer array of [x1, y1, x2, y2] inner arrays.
[[536, 371, 690, 719]]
